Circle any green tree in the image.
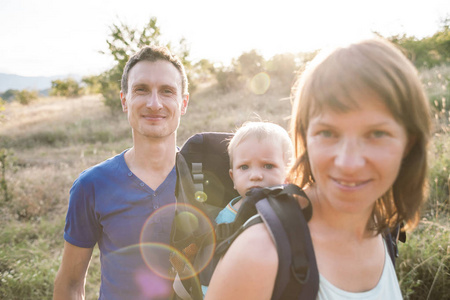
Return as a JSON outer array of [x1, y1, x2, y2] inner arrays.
[[98, 17, 192, 112], [50, 78, 82, 97], [14, 89, 38, 105], [82, 75, 102, 94], [190, 59, 216, 85], [387, 18, 450, 68], [0, 89, 17, 102], [267, 53, 297, 87], [0, 97, 5, 120], [236, 49, 265, 78]]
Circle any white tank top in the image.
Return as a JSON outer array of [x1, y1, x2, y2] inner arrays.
[[316, 242, 402, 300]]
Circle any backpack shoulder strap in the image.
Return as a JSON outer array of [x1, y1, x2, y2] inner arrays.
[[383, 223, 406, 266], [212, 184, 319, 300], [255, 185, 319, 300]]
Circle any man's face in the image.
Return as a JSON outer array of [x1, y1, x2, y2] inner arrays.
[[120, 60, 188, 141]]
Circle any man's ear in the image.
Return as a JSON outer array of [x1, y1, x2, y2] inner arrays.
[[181, 94, 189, 115], [120, 91, 128, 112]]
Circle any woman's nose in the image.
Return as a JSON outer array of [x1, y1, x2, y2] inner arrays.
[[334, 138, 365, 172]]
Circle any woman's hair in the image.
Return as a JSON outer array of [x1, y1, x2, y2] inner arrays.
[[288, 38, 432, 232], [228, 121, 294, 169]]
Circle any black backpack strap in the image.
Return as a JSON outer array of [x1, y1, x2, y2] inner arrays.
[[255, 188, 318, 300], [383, 222, 406, 266], [210, 184, 319, 299]]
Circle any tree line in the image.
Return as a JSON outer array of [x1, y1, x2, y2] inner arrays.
[[1, 17, 449, 111]]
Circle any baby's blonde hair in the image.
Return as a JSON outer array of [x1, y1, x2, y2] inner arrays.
[[228, 121, 293, 168]]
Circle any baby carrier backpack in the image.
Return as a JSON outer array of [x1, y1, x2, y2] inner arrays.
[[169, 132, 404, 300]]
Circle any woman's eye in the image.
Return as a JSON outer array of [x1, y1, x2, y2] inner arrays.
[[239, 165, 249, 170], [318, 130, 334, 138], [264, 164, 274, 169], [371, 130, 388, 138]]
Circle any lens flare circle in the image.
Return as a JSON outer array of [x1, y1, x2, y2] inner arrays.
[[171, 203, 216, 280], [195, 191, 208, 203], [249, 72, 271, 95], [139, 203, 216, 281]]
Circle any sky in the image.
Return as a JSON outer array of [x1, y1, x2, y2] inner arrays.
[[0, 0, 449, 78]]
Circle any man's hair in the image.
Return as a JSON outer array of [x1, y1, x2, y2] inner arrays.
[[288, 37, 432, 233], [121, 45, 188, 95], [228, 121, 294, 168]]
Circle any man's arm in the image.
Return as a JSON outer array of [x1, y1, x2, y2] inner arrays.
[[53, 241, 94, 300]]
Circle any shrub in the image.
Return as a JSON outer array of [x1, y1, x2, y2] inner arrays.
[[5, 164, 73, 221], [0, 97, 5, 120], [0, 218, 65, 299], [215, 68, 243, 93], [427, 133, 450, 217], [98, 65, 123, 113], [397, 219, 450, 299], [14, 90, 38, 105], [50, 78, 82, 98], [0, 148, 15, 204]]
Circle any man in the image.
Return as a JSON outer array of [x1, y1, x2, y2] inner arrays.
[[53, 45, 189, 300]]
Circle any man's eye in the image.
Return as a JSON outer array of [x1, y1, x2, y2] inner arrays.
[[239, 165, 249, 170], [135, 88, 147, 93], [264, 164, 274, 169]]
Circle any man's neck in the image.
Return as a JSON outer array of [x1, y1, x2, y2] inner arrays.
[[124, 135, 177, 190]]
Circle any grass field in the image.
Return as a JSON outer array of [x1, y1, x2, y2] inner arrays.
[[0, 68, 448, 299]]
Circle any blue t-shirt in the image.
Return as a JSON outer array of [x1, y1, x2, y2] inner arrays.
[[64, 150, 176, 300]]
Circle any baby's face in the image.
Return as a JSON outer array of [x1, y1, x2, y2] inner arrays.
[[230, 137, 287, 198]]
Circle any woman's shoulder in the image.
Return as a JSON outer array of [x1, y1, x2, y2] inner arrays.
[[232, 222, 278, 261], [205, 223, 278, 300]]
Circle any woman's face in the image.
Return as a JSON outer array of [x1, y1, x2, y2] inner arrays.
[[305, 93, 409, 215]]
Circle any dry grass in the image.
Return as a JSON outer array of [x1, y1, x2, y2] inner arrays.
[[0, 96, 105, 132], [178, 77, 293, 143], [0, 70, 448, 298]]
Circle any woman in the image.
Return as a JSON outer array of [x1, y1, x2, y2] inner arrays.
[[205, 38, 431, 299]]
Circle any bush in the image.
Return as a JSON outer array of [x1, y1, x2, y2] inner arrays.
[[215, 68, 243, 93], [0, 89, 17, 102], [0, 149, 14, 204], [82, 75, 102, 94], [14, 90, 38, 105], [0, 218, 64, 299], [0, 97, 5, 120], [98, 65, 123, 113], [420, 65, 450, 132], [5, 164, 72, 221], [397, 220, 450, 299], [50, 78, 82, 98], [427, 133, 450, 217]]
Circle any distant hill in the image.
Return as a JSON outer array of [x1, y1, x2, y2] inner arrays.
[[0, 73, 82, 93]]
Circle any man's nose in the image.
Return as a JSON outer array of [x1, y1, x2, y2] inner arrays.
[[146, 92, 163, 110]]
